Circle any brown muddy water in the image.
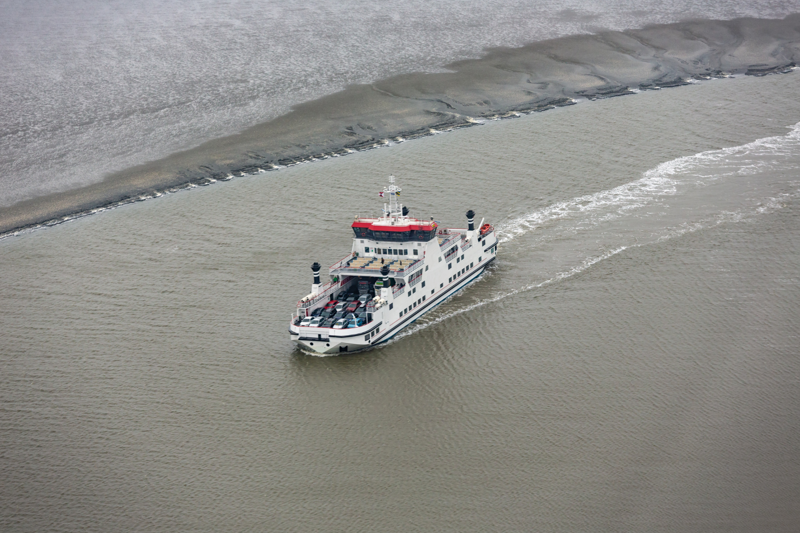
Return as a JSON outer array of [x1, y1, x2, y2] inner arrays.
[[1, 73, 799, 531]]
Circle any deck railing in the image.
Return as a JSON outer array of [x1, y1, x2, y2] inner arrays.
[[297, 276, 351, 311], [438, 234, 459, 250], [328, 253, 356, 272], [393, 284, 405, 297], [332, 258, 423, 278]]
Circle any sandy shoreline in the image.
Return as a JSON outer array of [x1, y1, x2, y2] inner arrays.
[[2, 15, 799, 237]]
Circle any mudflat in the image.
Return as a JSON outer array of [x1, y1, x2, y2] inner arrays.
[[3, 15, 799, 236]]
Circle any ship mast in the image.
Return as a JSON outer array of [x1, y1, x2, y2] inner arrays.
[[382, 175, 404, 221]]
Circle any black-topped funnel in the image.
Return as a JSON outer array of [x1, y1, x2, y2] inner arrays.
[[466, 209, 475, 231], [311, 262, 321, 285]]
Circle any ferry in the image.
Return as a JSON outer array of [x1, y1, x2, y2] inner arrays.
[[289, 176, 498, 354]]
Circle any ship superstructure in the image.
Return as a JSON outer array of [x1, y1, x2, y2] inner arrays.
[[289, 176, 498, 354]]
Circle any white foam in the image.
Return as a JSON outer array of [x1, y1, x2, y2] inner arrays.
[[497, 121, 800, 244]]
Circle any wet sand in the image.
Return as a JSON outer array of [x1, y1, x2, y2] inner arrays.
[[3, 15, 799, 236]]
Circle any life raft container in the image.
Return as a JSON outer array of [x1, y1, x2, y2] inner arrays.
[[479, 223, 493, 236]]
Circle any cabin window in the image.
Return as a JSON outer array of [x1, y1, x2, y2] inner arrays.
[[456, 257, 460, 263], [449, 277, 452, 282], [404, 249, 409, 255], [365, 334, 370, 341], [478, 256, 482, 262], [365, 247, 370, 253], [413, 302, 417, 308], [425, 266, 428, 271], [461, 255, 464, 260], [422, 281, 426, 288], [389, 303, 393, 310], [440, 283, 443, 288], [470, 262, 473, 268], [413, 249, 418, 255], [431, 289, 434, 295], [422, 296, 426, 301]]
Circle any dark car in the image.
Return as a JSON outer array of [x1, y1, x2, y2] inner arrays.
[[336, 291, 348, 300], [333, 311, 345, 321], [320, 318, 334, 328], [322, 308, 336, 319], [311, 307, 324, 317]]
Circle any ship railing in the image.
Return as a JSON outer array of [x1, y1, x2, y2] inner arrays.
[[438, 234, 459, 250], [408, 275, 424, 288], [404, 259, 423, 276], [460, 240, 472, 252], [393, 283, 405, 297], [297, 276, 351, 311], [444, 249, 458, 262], [328, 252, 356, 272], [332, 258, 423, 278]]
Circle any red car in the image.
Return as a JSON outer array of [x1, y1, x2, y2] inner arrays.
[[345, 301, 360, 313], [323, 300, 338, 311]]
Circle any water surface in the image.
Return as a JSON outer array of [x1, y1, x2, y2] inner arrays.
[[1, 73, 799, 531]]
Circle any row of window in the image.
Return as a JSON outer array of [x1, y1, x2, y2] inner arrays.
[[364, 326, 380, 342], [399, 294, 427, 318], [353, 228, 435, 241], [449, 262, 474, 283], [365, 247, 419, 256]]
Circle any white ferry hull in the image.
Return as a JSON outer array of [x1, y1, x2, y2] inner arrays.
[[291, 255, 495, 355], [289, 176, 498, 355]]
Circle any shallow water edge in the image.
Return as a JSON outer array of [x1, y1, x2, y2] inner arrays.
[[2, 14, 799, 237]]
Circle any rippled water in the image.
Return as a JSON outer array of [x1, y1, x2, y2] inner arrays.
[[1, 73, 799, 531]]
